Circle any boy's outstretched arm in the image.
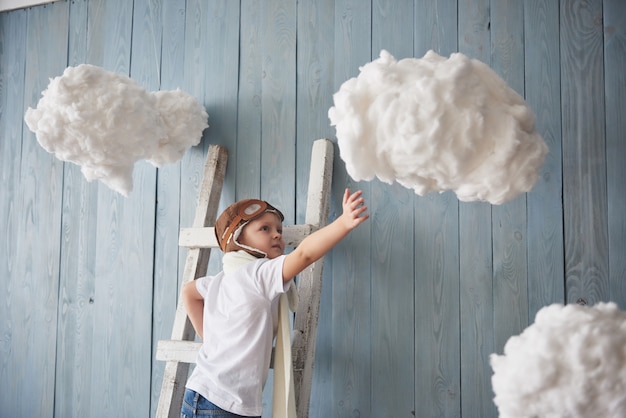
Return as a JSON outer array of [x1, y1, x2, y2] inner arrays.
[[282, 188, 369, 282]]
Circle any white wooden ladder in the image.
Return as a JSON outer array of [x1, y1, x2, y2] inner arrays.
[[156, 139, 334, 418]]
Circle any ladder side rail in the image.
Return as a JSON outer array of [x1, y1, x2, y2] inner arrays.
[[156, 145, 229, 418], [292, 139, 334, 418]]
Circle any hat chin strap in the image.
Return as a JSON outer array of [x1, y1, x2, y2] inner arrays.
[[236, 241, 267, 258], [231, 223, 267, 258]]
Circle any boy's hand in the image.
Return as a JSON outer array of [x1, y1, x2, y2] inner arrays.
[[282, 187, 369, 282], [340, 188, 369, 231]]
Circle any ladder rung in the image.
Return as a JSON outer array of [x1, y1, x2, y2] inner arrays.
[[179, 224, 315, 248], [157, 339, 277, 368], [156, 340, 202, 363]]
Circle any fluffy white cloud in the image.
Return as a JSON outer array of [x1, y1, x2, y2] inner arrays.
[[329, 50, 548, 205], [490, 302, 626, 418], [24, 64, 208, 196]]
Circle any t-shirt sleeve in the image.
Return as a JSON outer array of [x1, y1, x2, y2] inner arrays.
[[253, 255, 292, 300], [195, 276, 209, 298]]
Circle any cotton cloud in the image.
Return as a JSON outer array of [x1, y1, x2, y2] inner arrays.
[[490, 302, 626, 418], [24, 64, 208, 196], [328, 50, 548, 205]]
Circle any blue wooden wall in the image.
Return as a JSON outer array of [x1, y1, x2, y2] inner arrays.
[[0, 1, 624, 417]]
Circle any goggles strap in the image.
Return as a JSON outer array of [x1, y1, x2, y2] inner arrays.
[[221, 200, 267, 249]]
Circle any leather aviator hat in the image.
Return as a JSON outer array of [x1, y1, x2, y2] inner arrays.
[[214, 199, 284, 258]]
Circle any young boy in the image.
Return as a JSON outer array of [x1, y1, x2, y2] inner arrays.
[[181, 188, 369, 417]]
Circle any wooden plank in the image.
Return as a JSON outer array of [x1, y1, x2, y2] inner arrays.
[[200, 0, 240, 276], [413, 1, 461, 416], [370, 2, 416, 416], [128, 1, 165, 416], [156, 144, 228, 418], [12, 3, 68, 416], [414, 0, 458, 56], [295, 0, 336, 224], [84, 0, 155, 416], [491, 0, 529, 354], [524, 0, 565, 319], [459, 203, 494, 417], [561, 0, 609, 305], [201, 0, 240, 208], [260, 0, 296, 213], [151, 1, 187, 415], [66, 0, 88, 65], [84, 0, 106, 65], [458, 0, 495, 417], [130, 0, 162, 91], [55, 158, 99, 417], [369, 183, 416, 417], [0, 8, 27, 416], [236, 0, 263, 200], [604, 0, 626, 307], [414, 193, 461, 417], [179, 0, 211, 278], [330, 2, 373, 417], [53, 1, 95, 416], [293, 8, 334, 406], [291, 139, 334, 418]]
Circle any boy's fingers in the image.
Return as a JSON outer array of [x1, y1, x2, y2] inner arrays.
[[348, 190, 363, 203], [348, 199, 363, 211]]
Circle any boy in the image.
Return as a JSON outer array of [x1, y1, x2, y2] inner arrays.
[[181, 188, 368, 417]]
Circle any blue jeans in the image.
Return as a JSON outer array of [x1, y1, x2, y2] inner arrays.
[[181, 389, 260, 418]]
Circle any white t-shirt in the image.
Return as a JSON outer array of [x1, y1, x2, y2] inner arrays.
[[186, 255, 291, 416]]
